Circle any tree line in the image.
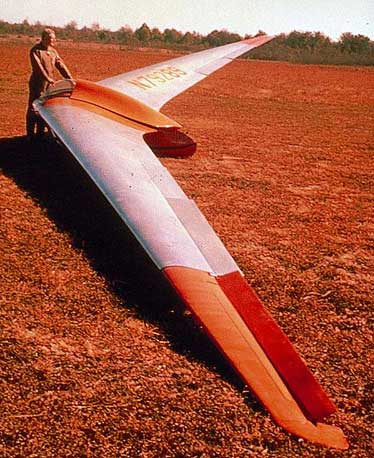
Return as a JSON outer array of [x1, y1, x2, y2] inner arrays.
[[1, 19, 373, 65]]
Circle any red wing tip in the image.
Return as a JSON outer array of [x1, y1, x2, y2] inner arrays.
[[163, 266, 349, 449], [217, 271, 336, 422], [281, 420, 349, 450], [311, 423, 349, 450]]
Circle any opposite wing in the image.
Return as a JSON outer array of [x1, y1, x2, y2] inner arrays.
[[99, 35, 274, 110]]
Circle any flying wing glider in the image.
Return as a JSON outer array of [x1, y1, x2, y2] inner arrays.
[[34, 36, 348, 449]]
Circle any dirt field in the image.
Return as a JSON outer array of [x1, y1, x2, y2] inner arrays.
[[1, 38, 373, 457]]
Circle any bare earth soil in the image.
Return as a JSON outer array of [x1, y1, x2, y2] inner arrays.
[[0, 38, 373, 457]]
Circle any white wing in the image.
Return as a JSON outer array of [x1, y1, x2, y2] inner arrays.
[[99, 35, 274, 110], [36, 98, 238, 276]]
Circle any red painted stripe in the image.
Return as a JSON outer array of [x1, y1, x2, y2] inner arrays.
[[217, 271, 336, 421]]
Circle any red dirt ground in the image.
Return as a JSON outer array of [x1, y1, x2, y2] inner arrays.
[[0, 38, 373, 457]]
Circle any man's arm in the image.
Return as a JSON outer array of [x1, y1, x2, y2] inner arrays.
[[55, 55, 73, 80], [30, 48, 54, 84]]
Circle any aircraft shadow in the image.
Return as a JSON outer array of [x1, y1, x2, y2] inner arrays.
[[0, 135, 262, 411]]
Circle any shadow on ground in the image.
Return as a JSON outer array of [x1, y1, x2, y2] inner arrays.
[[0, 135, 260, 407]]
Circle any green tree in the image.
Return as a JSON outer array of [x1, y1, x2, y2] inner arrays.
[[151, 27, 163, 42], [340, 32, 371, 54], [135, 23, 151, 42], [204, 29, 242, 47], [181, 31, 202, 46], [97, 29, 112, 43], [62, 20, 78, 39], [118, 26, 134, 44], [163, 28, 183, 44], [0, 20, 11, 34], [19, 19, 32, 35]]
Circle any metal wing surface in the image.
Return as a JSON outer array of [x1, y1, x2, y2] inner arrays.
[[36, 98, 238, 276], [35, 92, 348, 449], [99, 35, 274, 110]]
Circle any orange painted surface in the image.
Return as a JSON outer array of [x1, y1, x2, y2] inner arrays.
[[71, 79, 181, 129], [217, 271, 336, 422], [44, 97, 156, 133], [163, 266, 348, 449]]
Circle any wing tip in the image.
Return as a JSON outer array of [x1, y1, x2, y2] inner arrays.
[[162, 266, 348, 449], [243, 34, 276, 47]]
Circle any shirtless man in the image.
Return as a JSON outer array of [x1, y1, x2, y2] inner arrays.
[[26, 28, 73, 139]]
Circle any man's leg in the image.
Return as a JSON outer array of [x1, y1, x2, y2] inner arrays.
[[26, 105, 37, 139], [26, 85, 43, 140], [35, 115, 46, 137]]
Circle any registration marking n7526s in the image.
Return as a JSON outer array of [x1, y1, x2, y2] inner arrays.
[[128, 66, 187, 90]]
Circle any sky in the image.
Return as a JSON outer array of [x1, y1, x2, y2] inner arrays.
[[2, 0, 373, 41]]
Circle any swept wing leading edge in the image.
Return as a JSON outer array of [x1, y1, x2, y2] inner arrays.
[[99, 35, 275, 110], [34, 37, 348, 449]]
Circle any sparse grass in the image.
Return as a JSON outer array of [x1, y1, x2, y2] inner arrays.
[[0, 39, 373, 457]]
